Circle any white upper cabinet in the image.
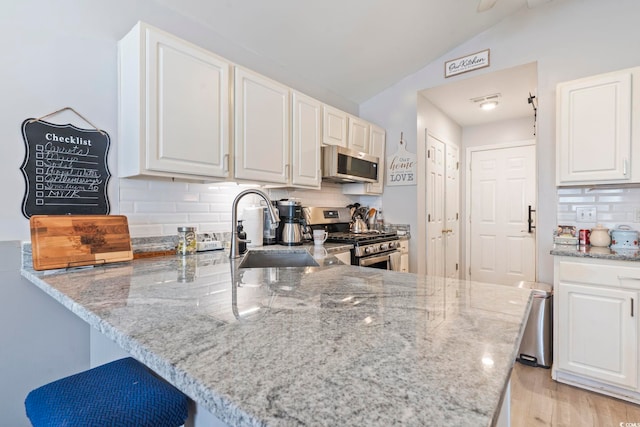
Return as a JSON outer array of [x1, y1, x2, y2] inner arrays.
[[343, 122, 386, 195], [557, 67, 640, 185], [291, 91, 322, 188], [234, 67, 290, 184], [322, 105, 348, 147], [347, 115, 370, 152], [367, 124, 386, 194], [119, 22, 231, 180]]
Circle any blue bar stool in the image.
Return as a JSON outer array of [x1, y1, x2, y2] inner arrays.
[[25, 357, 189, 427]]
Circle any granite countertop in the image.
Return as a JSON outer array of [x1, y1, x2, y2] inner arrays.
[[22, 246, 531, 427], [551, 244, 640, 261]]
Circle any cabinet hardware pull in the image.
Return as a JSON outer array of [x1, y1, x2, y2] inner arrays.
[[632, 298, 635, 317], [617, 276, 640, 281], [528, 205, 536, 233], [624, 158, 628, 175], [224, 154, 229, 172]]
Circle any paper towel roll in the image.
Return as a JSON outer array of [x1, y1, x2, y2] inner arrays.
[[243, 206, 264, 247]]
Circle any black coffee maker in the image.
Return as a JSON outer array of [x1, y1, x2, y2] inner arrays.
[[276, 200, 303, 245]]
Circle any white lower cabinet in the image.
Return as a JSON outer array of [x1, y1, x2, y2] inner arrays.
[[333, 251, 352, 265], [554, 257, 640, 401], [399, 239, 409, 273]]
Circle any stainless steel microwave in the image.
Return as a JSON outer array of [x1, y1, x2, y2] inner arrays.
[[321, 146, 379, 183]]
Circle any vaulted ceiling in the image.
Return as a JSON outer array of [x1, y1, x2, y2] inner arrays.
[[153, 0, 552, 106]]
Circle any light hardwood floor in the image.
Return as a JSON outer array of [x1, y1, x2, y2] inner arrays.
[[511, 362, 640, 426]]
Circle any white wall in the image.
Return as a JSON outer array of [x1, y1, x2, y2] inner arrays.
[[360, 0, 640, 284], [0, 2, 360, 423], [0, 241, 89, 425], [414, 94, 462, 273]]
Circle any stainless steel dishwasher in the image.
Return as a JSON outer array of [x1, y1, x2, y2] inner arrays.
[[515, 281, 553, 368]]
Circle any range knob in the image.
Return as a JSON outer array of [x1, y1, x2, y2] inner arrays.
[[388, 241, 397, 249], [364, 246, 373, 254], [380, 243, 389, 251]]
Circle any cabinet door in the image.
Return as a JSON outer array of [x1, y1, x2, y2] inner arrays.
[[347, 115, 370, 152], [322, 105, 347, 147], [291, 92, 321, 188], [557, 282, 638, 389], [557, 71, 632, 184], [145, 27, 230, 177], [367, 124, 386, 194], [234, 67, 290, 183]]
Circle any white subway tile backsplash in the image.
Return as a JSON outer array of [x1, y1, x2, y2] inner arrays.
[[176, 203, 209, 213], [557, 185, 640, 232], [120, 188, 160, 202], [558, 196, 596, 204], [128, 224, 164, 237], [119, 178, 366, 238], [596, 196, 627, 203], [119, 201, 134, 212], [200, 193, 235, 203], [557, 188, 584, 195], [148, 180, 189, 192], [188, 213, 221, 223], [119, 178, 149, 189], [134, 202, 178, 213]]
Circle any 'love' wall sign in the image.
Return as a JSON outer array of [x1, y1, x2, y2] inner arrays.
[[386, 139, 416, 187], [20, 119, 111, 218]]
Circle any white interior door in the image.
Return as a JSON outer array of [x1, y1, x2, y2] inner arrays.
[[469, 144, 536, 285], [426, 135, 445, 277], [445, 145, 459, 279], [425, 132, 460, 279]]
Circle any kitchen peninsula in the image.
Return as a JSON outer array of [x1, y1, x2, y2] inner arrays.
[[22, 249, 531, 426]]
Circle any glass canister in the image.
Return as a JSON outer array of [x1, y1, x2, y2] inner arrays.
[[177, 226, 197, 255]]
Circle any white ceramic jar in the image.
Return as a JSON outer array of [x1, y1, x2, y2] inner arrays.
[[590, 224, 611, 247]]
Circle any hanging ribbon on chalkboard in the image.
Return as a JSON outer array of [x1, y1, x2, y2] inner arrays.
[[20, 107, 112, 218], [386, 132, 417, 186]]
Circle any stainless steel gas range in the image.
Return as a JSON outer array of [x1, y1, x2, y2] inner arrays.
[[303, 207, 401, 271]]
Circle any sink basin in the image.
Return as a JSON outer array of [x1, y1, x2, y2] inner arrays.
[[238, 251, 319, 269]]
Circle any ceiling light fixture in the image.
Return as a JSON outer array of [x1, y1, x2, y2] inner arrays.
[[471, 93, 501, 111], [480, 100, 498, 110]]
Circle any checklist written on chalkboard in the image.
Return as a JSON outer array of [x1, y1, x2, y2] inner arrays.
[[20, 118, 111, 218]]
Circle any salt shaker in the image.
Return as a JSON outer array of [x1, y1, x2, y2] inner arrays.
[[177, 226, 197, 255]]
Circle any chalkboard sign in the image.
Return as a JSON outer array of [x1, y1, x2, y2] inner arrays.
[[20, 118, 111, 218]]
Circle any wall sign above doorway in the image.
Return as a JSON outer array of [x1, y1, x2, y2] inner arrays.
[[445, 49, 490, 78]]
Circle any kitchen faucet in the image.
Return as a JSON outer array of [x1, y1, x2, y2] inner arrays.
[[230, 189, 280, 258]]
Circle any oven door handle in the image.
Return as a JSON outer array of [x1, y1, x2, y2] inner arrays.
[[359, 253, 392, 268]]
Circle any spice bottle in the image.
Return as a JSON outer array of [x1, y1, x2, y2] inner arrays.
[[177, 226, 197, 255], [376, 209, 385, 231]]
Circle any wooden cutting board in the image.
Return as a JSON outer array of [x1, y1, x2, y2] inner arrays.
[[30, 215, 133, 270]]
